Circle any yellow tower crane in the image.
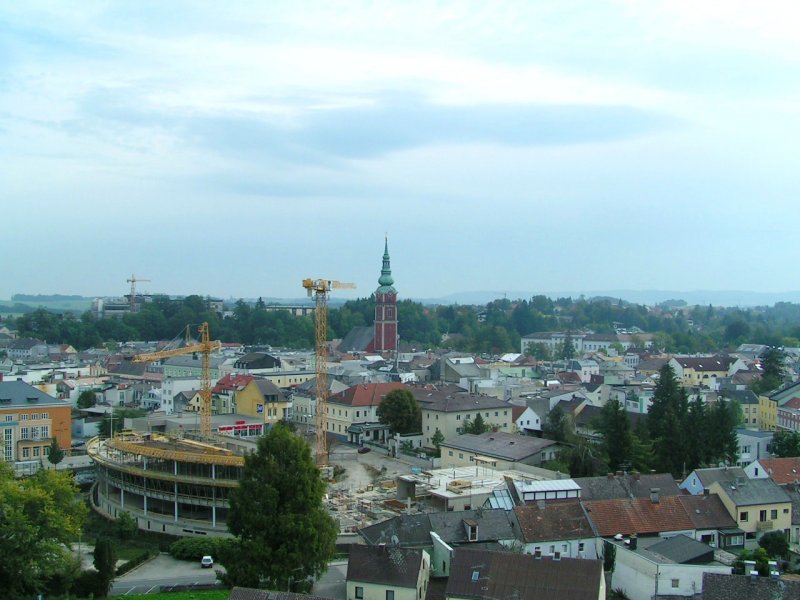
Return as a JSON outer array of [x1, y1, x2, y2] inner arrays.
[[302, 278, 355, 465], [133, 322, 222, 438], [126, 274, 151, 313]]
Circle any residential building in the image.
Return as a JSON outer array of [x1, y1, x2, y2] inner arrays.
[[736, 429, 774, 467], [583, 493, 696, 539], [777, 396, 800, 431], [677, 493, 743, 549], [669, 356, 746, 389], [745, 457, 800, 485], [709, 477, 791, 539], [162, 354, 225, 380], [606, 535, 731, 600], [512, 500, 598, 559], [326, 382, 406, 443], [7, 338, 48, 361], [512, 405, 541, 434], [413, 386, 513, 446], [446, 547, 605, 600], [758, 394, 778, 431], [235, 379, 290, 427], [680, 467, 748, 496], [346, 544, 429, 600], [0, 380, 72, 464], [439, 432, 559, 471]]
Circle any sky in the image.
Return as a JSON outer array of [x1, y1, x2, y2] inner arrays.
[[2, 1, 800, 303]]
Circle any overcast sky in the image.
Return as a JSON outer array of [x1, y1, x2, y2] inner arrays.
[[2, 1, 800, 302]]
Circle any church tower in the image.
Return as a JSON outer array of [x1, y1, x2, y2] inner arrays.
[[372, 237, 397, 353]]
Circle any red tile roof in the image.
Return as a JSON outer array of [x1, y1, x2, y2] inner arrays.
[[213, 373, 255, 394], [758, 457, 800, 485], [583, 495, 694, 537], [512, 405, 526, 421], [329, 383, 407, 407]]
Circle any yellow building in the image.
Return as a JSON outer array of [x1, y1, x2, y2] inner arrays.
[[710, 479, 791, 538], [235, 379, 290, 427], [758, 395, 778, 431]]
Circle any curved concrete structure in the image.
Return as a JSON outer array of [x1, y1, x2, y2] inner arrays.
[[88, 434, 243, 537]]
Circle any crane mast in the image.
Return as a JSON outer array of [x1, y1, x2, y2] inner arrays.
[[126, 273, 151, 313], [133, 322, 221, 438], [302, 279, 355, 466]]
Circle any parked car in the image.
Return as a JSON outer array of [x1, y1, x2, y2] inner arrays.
[[201, 555, 214, 568], [357, 446, 371, 454]]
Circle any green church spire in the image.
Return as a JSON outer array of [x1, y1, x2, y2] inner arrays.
[[377, 236, 396, 293]]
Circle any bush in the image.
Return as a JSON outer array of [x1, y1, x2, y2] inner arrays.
[[73, 570, 107, 598], [170, 537, 234, 561], [116, 549, 156, 576]]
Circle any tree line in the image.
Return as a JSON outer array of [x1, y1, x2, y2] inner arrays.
[[11, 293, 800, 355], [543, 364, 740, 478]]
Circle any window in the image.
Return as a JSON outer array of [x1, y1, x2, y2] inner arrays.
[[20, 427, 29, 440], [41, 412, 48, 420], [760, 510, 767, 522], [771, 509, 778, 520], [671, 579, 679, 588], [41, 426, 49, 438], [355, 587, 364, 599], [21, 414, 28, 421], [22, 447, 30, 458], [33, 446, 40, 457], [578, 542, 585, 552], [495, 412, 499, 417], [549, 545, 555, 554], [448, 450, 453, 456], [386, 591, 394, 600], [459, 453, 464, 459], [740, 511, 749, 522], [457, 415, 461, 420], [4, 415, 11, 422]]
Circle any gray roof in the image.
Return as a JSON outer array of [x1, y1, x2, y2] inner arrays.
[[163, 355, 225, 369], [689, 467, 747, 487], [441, 432, 556, 462], [720, 389, 759, 404], [647, 534, 715, 564], [702, 573, 800, 600], [415, 391, 509, 413], [338, 326, 374, 353], [446, 548, 603, 600], [714, 478, 791, 507], [359, 509, 515, 547], [346, 544, 423, 589], [573, 473, 681, 501], [0, 380, 64, 407], [229, 588, 333, 600]]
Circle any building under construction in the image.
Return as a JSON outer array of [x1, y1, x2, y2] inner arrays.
[[88, 432, 246, 537]]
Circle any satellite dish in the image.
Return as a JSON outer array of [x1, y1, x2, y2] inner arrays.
[[391, 535, 400, 546]]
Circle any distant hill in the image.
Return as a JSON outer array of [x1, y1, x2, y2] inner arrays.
[[411, 289, 800, 307]]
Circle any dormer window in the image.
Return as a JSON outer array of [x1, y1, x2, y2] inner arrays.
[[464, 519, 478, 542]]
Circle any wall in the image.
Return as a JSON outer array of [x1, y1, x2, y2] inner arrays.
[[610, 545, 731, 600]]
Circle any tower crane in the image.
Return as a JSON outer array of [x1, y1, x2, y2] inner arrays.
[[133, 322, 221, 438], [302, 278, 356, 465], [126, 274, 151, 313]]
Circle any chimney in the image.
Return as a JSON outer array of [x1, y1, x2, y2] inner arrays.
[[629, 534, 638, 550], [649, 488, 660, 504]]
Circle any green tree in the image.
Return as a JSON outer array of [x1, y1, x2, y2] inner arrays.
[[706, 399, 739, 465], [0, 464, 87, 600], [758, 530, 789, 560], [771, 430, 800, 458], [431, 429, 444, 456], [543, 406, 571, 443], [376, 389, 422, 435], [76, 389, 97, 409], [93, 537, 117, 597], [116, 511, 137, 540], [752, 347, 786, 394], [224, 424, 337, 590], [47, 437, 65, 466], [598, 399, 633, 472], [464, 413, 489, 435], [649, 364, 689, 476], [562, 332, 575, 360]]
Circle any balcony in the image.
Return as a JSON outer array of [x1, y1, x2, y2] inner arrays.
[[757, 520, 774, 532]]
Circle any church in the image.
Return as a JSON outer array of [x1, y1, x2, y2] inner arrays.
[[338, 239, 398, 355]]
